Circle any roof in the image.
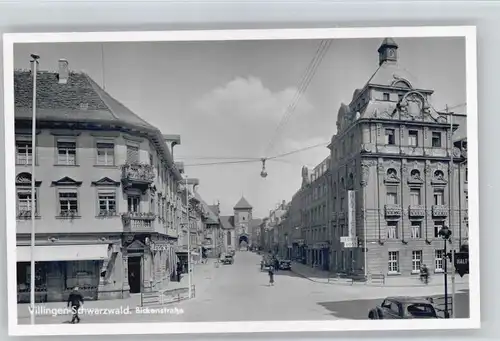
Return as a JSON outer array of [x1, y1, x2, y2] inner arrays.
[[385, 296, 432, 304], [219, 216, 235, 230], [208, 205, 220, 215], [14, 70, 182, 180], [233, 197, 252, 210], [250, 218, 262, 228], [194, 193, 219, 224]]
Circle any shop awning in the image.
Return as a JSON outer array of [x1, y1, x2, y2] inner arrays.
[[16, 244, 109, 262]]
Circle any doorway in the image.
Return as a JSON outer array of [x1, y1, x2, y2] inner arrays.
[[128, 256, 142, 293]]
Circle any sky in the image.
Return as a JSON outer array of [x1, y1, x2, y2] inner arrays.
[[14, 37, 466, 218]]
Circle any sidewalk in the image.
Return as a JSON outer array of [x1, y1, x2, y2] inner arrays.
[[17, 259, 218, 323], [291, 262, 469, 287]]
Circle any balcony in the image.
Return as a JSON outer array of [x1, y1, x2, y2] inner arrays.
[[432, 205, 448, 217], [331, 212, 337, 220], [121, 163, 155, 190], [408, 205, 426, 217], [121, 212, 156, 232], [384, 204, 402, 217], [338, 212, 346, 220]]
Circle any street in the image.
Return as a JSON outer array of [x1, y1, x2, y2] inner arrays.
[[18, 251, 469, 324]]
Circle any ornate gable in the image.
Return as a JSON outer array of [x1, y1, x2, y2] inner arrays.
[[91, 177, 120, 187], [51, 176, 82, 187]]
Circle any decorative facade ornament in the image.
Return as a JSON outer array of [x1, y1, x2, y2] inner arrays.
[[361, 143, 374, 153], [408, 169, 424, 185], [376, 124, 382, 137], [360, 164, 370, 187], [424, 127, 429, 140], [432, 169, 448, 185], [377, 163, 385, 174], [384, 168, 400, 183]]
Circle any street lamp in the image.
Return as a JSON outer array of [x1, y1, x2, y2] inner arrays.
[[438, 225, 452, 318], [30, 54, 40, 326]]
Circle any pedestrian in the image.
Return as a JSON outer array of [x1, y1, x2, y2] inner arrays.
[[268, 265, 275, 286], [274, 258, 280, 272], [67, 286, 84, 324], [176, 262, 182, 282]]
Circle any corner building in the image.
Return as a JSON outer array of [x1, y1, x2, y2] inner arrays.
[[327, 39, 468, 278], [14, 60, 185, 302]]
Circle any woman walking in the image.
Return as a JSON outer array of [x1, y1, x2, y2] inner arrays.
[[268, 265, 275, 286]]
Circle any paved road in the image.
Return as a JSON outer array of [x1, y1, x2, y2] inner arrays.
[[19, 251, 469, 324]]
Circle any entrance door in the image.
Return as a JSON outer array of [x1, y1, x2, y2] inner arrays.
[[128, 257, 142, 293]]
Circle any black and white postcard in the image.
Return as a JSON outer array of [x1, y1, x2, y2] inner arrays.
[[2, 26, 479, 336]]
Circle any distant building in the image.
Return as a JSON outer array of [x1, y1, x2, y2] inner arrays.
[[14, 60, 187, 302], [219, 197, 262, 253]]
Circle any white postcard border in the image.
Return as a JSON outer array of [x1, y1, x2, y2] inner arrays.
[[3, 26, 479, 336]]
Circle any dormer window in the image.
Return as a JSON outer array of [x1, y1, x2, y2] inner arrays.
[[383, 93, 390, 101]]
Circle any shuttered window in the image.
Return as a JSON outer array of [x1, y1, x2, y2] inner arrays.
[[126, 145, 139, 163]]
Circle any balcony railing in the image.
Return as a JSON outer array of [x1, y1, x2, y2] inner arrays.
[[121, 162, 155, 187], [432, 205, 448, 217], [408, 205, 426, 217], [121, 212, 156, 231], [384, 204, 402, 217]]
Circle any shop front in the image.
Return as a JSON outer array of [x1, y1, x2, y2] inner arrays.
[[16, 244, 110, 303]]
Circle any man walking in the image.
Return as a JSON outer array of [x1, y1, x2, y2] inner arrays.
[[176, 261, 182, 282], [67, 286, 84, 324]]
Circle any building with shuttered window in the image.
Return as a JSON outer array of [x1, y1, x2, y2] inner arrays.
[[14, 59, 191, 302]]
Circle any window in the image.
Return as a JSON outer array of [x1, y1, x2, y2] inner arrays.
[[96, 142, 115, 166], [126, 144, 140, 163], [383, 93, 390, 101], [412, 250, 423, 273], [385, 129, 395, 145], [434, 221, 444, 238], [387, 221, 399, 239], [16, 189, 38, 217], [435, 249, 444, 272], [58, 191, 78, 216], [227, 231, 232, 246], [408, 130, 418, 147], [410, 221, 422, 239], [386, 186, 398, 205], [127, 195, 141, 213], [388, 251, 399, 273], [16, 138, 33, 165], [149, 153, 154, 166], [398, 93, 404, 101], [432, 132, 442, 148], [410, 188, 421, 206], [465, 167, 468, 182], [341, 250, 345, 270], [433, 188, 444, 205], [57, 140, 76, 165], [98, 191, 116, 215]]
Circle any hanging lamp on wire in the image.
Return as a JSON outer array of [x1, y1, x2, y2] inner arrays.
[[260, 158, 268, 178]]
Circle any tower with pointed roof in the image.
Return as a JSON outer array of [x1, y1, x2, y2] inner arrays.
[[233, 197, 253, 249]]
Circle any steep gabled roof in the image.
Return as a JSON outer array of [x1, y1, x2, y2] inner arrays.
[[233, 197, 252, 210], [219, 216, 235, 230], [14, 70, 182, 180]]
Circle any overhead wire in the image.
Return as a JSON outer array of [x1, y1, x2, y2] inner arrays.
[[263, 39, 332, 158]]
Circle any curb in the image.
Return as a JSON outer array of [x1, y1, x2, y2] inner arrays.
[[291, 268, 468, 288]]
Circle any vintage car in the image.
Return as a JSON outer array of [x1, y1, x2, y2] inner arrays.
[[279, 259, 292, 270], [368, 297, 439, 319], [222, 255, 234, 265]]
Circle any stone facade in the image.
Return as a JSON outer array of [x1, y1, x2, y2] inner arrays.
[[277, 38, 468, 279]]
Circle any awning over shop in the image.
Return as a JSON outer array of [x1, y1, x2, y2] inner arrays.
[[16, 244, 109, 262]]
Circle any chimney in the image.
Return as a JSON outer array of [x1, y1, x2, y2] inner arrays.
[[58, 59, 69, 84]]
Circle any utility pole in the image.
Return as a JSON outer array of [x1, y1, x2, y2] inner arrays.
[[447, 105, 456, 318], [30, 54, 40, 325]]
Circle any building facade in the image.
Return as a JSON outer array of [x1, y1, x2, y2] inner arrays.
[[326, 38, 468, 277], [14, 61, 190, 302], [277, 38, 468, 279]]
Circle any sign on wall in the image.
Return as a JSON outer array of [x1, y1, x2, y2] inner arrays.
[[347, 190, 356, 238]]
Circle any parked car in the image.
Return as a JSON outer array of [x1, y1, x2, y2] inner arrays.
[[222, 255, 234, 265], [368, 297, 439, 319], [279, 259, 292, 270]]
